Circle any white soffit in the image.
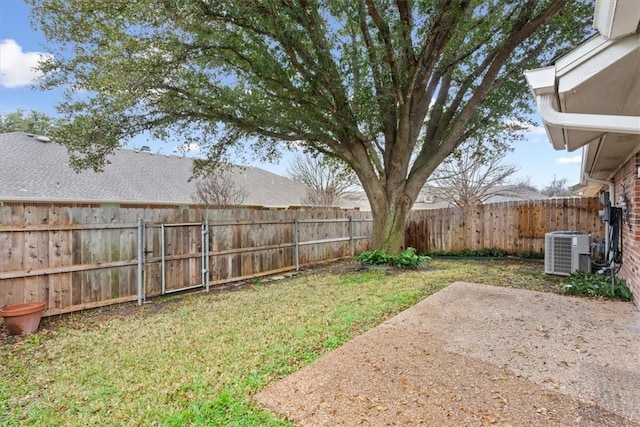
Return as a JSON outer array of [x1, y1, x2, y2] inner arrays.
[[524, 0, 640, 188], [594, 0, 640, 40], [556, 34, 639, 96], [581, 133, 640, 182], [524, 33, 640, 152], [556, 33, 640, 152]]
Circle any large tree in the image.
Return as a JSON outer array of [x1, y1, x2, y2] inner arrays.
[[29, 0, 592, 252]]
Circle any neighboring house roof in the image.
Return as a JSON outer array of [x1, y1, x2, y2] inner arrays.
[[414, 185, 548, 209], [524, 0, 640, 196], [0, 132, 357, 208], [345, 185, 548, 211]]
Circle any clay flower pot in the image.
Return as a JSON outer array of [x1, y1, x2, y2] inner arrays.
[[0, 302, 46, 335]]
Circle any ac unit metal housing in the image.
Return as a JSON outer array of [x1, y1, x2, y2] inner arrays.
[[544, 232, 591, 276]]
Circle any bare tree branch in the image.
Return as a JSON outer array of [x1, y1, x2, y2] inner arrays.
[[192, 169, 249, 207], [287, 153, 360, 206], [428, 142, 523, 207], [542, 175, 572, 197]]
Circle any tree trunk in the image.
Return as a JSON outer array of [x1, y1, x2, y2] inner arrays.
[[369, 191, 413, 254]]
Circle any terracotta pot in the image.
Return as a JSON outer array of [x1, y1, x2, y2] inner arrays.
[[0, 302, 46, 335]]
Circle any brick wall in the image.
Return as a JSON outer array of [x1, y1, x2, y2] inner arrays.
[[613, 152, 640, 308]]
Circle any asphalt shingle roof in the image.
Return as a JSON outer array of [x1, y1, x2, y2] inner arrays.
[[0, 132, 333, 207]]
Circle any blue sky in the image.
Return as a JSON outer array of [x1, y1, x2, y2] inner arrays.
[[0, 0, 583, 189]]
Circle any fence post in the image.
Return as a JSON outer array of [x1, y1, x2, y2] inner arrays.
[[137, 218, 144, 306], [203, 220, 210, 292], [294, 218, 300, 271], [161, 223, 166, 295], [349, 216, 354, 257]]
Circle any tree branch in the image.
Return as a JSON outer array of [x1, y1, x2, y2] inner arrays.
[[364, 0, 403, 102]]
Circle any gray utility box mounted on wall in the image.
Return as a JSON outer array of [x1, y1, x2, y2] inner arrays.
[[544, 232, 592, 276]]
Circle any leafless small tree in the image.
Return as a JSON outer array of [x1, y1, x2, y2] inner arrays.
[[287, 154, 359, 206], [192, 171, 248, 207], [428, 144, 521, 207], [542, 175, 572, 197]]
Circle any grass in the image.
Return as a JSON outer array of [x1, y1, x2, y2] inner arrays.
[[0, 259, 563, 426]]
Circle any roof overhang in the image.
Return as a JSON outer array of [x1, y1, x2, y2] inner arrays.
[[594, 0, 640, 39], [524, 0, 640, 192]]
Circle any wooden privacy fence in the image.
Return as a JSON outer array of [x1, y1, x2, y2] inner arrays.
[[0, 202, 372, 316], [1, 197, 606, 317], [406, 197, 605, 254]]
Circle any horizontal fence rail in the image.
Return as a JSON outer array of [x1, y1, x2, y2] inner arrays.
[[406, 197, 605, 254], [0, 203, 372, 316]]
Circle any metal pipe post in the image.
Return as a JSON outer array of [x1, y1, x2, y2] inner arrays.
[[136, 218, 144, 306], [349, 216, 354, 257], [161, 224, 166, 295], [205, 220, 210, 292], [201, 222, 209, 292], [201, 223, 205, 289], [294, 218, 300, 271]]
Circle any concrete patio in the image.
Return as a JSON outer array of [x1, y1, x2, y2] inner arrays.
[[256, 282, 640, 426]]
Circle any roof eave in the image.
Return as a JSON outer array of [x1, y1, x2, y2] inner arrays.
[[594, 0, 640, 40], [525, 36, 640, 158], [523, 67, 567, 151]]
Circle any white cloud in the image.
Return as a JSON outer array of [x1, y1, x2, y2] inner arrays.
[[525, 124, 547, 136], [505, 119, 546, 135], [174, 142, 202, 153], [0, 39, 49, 88], [557, 155, 582, 165]]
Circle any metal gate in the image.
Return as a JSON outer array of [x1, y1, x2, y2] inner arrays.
[[137, 221, 210, 305], [134, 216, 371, 306]]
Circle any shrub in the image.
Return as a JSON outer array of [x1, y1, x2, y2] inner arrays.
[[390, 247, 430, 269], [354, 249, 391, 266], [355, 248, 430, 269], [560, 271, 632, 301]]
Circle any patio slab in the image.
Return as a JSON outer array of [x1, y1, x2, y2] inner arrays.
[[255, 281, 640, 426]]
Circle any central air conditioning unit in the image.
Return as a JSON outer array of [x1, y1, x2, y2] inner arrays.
[[544, 232, 591, 276]]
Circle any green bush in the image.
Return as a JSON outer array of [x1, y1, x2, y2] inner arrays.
[[355, 248, 430, 269], [560, 271, 632, 301], [390, 247, 430, 269], [354, 249, 391, 266]]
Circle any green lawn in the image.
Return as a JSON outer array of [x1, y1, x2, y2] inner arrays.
[[0, 259, 562, 426]]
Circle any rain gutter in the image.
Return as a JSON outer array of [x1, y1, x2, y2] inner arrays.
[[535, 93, 640, 138]]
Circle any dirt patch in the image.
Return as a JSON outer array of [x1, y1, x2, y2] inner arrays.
[[255, 282, 640, 426]]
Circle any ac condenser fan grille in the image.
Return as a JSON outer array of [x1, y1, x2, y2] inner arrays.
[[552, 237, 572, 274]]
